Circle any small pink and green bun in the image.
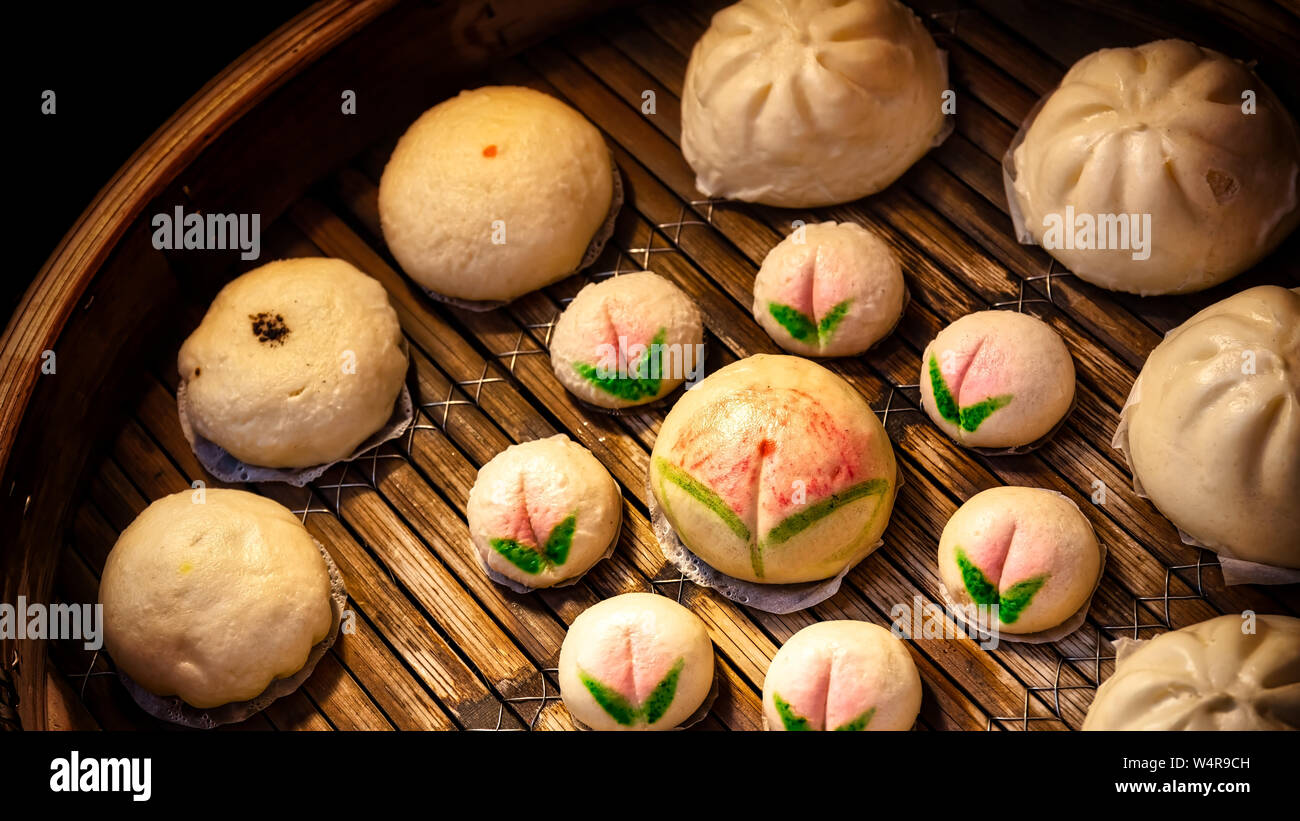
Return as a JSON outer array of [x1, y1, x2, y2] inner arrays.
[[550, 271, 703, 409], [753, 222, 906, 358], [650, 354, 897, 584], [467, 435, 621, 590], [938, 487, 1101, 635], [919, 310, 1074, 450], [558, 592, 715, 731], [763, 621, 921, 731]]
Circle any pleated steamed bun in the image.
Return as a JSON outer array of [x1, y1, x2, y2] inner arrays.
[[1118, 286, 1300, 569], [467, 435, 622, 589], [681, 0, 948, 207], [379, 86, 616, 303], [178, 257, 408, 469], [919, 311, 1075, 450], [763, 621, 921, 731], [100, 489, 335, 710], [559, 593, 715, 731], [1083, 614, 1300, 730], [1010, 40, 1300, 295], [650, 354, 897, 584], [938, 487, 1102, 635], [753, 222, 907, 357]]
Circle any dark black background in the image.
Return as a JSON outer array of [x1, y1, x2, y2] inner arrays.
[[1, 730, 1289, 808], [14, 2, 307, 319]]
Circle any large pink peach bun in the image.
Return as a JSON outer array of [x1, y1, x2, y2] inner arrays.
[[378, 86, 616, 303], [550, 272, 704, 409], [467, 435, 622, 589], [938, 487, 1102, 635], [919, 311, 1075, 449], [1121, 286, 1300, 569], [559, 593, 715, 730], [650, 354, 897, 584], [753, 222, 906, 358], [1083, 614, 1300, 730], [763, 621, 921, 731]]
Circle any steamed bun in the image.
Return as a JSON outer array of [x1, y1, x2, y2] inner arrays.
[[466, 435, 622, 589], [549, 272, 703, 409], [1010, 40, 1300, 295], [1118, 285, 1300, 569], [650, 354, 897, 584], [100, 489, 335, 710], [763, 621, 921, 731], [1083, 614, 1300, 730], [938, 487, 1102, 635], [559, 593, 715, 731], [178, 257, 408, 469], [919, 311, 1075, 450], [681, 0, 948, 207], [379, 86, 616, 303], [753, 222, 906, 357]]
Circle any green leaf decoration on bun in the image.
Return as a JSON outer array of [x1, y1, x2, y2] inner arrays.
[[580, 658, 685, 726], [489, 513, 577, 575], [768, 299, 852, 345], [955, 547, 1047, 625], [928, 355, 1013, 432], [773, 693, 876, 731], [573, 328, 667, 401]]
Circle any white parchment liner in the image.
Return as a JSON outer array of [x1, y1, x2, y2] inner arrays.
[[118, 538, 348, 729], [417, 154, 625, 312], [937, 490, 1108, 644], [570, 661, 719, 732], [479, 503, 624, 595], [1112, 371, 1300, 585], [645, 470, 904, 615], [178, 382, 414, 488]]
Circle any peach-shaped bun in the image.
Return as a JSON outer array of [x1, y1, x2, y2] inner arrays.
[[919, 310, 1075, 450], [753, 222, 906, 357], [1083, 614, 1300, 730], [559, 593, 715, 730], [938, 487, 1101, 635], [763, 621, 921, 731], [1010, 40, 1300, 295], [178, 257, 408, 468], [99, 489, 334, 710], [681, 0, 947, 207], [378, 86, 616, 303], [467, 435, 622, 589], [550, 272, 704, 409], [1121, 286, 1300, 569], [650, 354, 897, 584]]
